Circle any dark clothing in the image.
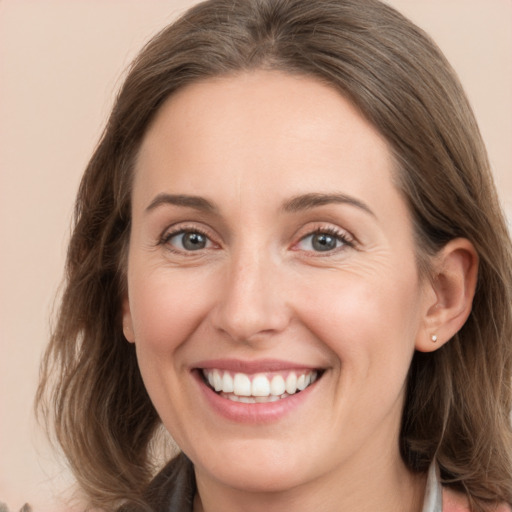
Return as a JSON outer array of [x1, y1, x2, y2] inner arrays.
[[119, 454, 195, 512]]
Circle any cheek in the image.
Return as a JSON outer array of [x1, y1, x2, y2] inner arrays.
[[296, 265, 422, 374], [128, 266, 215, 355], [126, 266, 219, 436]]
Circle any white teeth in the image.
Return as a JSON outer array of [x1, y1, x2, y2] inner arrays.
[[221, 391, 286, 403], [270, 375, 286, 396], [233, 373, 252, 396], [297, 374, 306, 391], [285, 373, 297, 394], [222, 372, 234, 393], [251, 374, 270, 397], [203, 369, 319, 399], [213, 370, 223, 392]]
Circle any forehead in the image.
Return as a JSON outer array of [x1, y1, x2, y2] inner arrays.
[[133, 70, 400, 219]]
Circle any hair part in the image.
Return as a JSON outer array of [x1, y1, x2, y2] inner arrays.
[[37, 0, 512, 510]]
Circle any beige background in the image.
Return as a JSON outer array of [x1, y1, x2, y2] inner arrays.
[[1, 1, 511, 510]]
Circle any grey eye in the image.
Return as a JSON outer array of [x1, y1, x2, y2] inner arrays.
[[297, 232, 345, 252], [310, 233, 339, 251], [169, 231, 210, 251]]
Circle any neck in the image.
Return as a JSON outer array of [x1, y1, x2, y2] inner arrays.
[[193, 453, 427, 512]]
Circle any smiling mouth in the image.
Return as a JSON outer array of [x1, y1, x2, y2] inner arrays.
[[201, 369, 321, 403]]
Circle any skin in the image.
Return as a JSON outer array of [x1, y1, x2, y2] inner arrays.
[[123, 70, 478, 512]]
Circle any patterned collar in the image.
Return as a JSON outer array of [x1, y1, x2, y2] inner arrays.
[[422, 462, 443, 512]]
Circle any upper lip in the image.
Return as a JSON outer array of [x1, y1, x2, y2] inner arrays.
[[194, 358, 322, 373]]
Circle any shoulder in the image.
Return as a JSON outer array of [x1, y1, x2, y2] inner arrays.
[[442, 488, 470, 512], [443, 487, 511, 512]]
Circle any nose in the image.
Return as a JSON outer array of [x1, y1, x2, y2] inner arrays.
[[211, 250, 291, 344]]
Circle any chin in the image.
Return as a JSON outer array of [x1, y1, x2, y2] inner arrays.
[[202, 461, 308, 494], [191, 438, 317, 493]]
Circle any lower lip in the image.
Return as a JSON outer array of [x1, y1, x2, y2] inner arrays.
[[193, 371, 320, 424]]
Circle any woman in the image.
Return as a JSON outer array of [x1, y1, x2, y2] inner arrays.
[[37, 0, 512, 511]]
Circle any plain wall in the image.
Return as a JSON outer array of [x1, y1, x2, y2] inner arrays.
[[1, 1, 511, 510]]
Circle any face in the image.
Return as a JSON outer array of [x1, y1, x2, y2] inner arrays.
[[124, 71, 432, 495]]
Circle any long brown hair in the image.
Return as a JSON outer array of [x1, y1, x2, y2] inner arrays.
[[37, 0, 512, 510]]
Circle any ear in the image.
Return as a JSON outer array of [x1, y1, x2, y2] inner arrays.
[[416, 238, 478, 352], [122, 296, 136, 343]]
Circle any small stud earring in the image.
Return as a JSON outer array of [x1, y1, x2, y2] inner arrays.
[[431, 334, 438, 343]]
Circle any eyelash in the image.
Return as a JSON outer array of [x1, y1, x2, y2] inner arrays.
[[159, 225, 215, 254], [158, 225, 354, 255], [294, 226, 354, 254]]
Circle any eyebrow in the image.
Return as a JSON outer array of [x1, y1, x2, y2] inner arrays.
[[282, 193, 375, 216], [145, 193, 217, 214], [144, 192, 374, 217]]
